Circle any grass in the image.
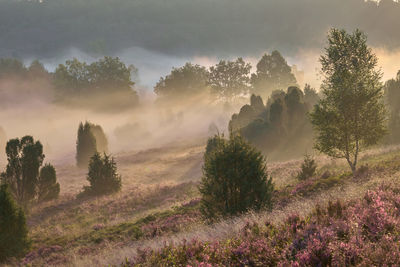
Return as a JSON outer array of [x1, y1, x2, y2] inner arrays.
[[14, 143, 400, 266]]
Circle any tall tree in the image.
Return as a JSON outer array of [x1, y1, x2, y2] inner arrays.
[[154, 63, 209, 100], [0, 184, 30, 262], [1, 136, 44, 205], [251, 50, 297, 98], [76, 122, 97, 168], [37, 164, 60, 202], [310, 29, 386, 174], [209, 58, 251, 100], [384, 70, 400, 143]]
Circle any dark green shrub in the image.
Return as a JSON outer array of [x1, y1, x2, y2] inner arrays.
[[1, 136, 44, 205], [0, 184, 30, 262], [199, 134, 274, 219], [76, 121, 109, 168], [297, 154, 317, 180], [80, 153, 121, 196], [37, 164, 60, 202]]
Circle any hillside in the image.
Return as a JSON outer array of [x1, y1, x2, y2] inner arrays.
[[16, 141, 400, 266]]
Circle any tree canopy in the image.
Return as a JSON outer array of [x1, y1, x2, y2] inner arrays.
[[251, 50, 297, 98], [154, 63, 209, 100], [310, 28, 387, 174], [209, 58, 251, 100]]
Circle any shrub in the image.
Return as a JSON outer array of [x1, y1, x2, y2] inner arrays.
[[76, 121, 109, 168], [37, 164, 60, 202], [80, 153, 121, 196], [76, 122, 97, 168], [1, 136, 44, 205], [199, 134, 274, 219], [0, 184, 30, 262], [297, 154, 317, 180]]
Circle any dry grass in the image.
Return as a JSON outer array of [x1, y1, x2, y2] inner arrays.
[[19, 142, 400, 266]]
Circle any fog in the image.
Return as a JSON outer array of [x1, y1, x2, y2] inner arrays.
[[1, 0, 400, 168]]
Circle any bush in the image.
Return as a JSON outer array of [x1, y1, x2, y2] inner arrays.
[[76, 122, 97, 168], [0, 184, 30, 262], [76, 121, 109, 168], [199, 134, 274, 219], [37, 164, 60, 202], [1, 136, 45, 205], [297, 154, 317, 180], [80, 153, 121, 196]]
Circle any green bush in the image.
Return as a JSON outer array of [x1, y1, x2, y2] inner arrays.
[[199, 134, 274, 219], [80, 153, 121, 196], [37, 164, 60, 202], [297, 154, 317, 180], [0, 184, 30, 262]]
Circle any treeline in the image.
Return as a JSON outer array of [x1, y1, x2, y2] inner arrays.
[[0, 56, 138, 111], [154, 51, 297, 102], [229, 86, 318, 160]]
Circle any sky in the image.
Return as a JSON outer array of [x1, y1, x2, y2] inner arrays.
[[1, 0, 400, 89]]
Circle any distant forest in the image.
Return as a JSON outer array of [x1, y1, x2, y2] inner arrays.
[[0, 0, 399, 58]]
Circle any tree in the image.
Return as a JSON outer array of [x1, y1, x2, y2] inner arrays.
[[384, 70, 400, 143], [76, 122, 97, 168], [1, 136, 44, 205], [0, 184, 30, 262], [199, 134, 274, 219], [310, 29, 387, 174], [209, 58, 251, 99], [89, 123, 108, 154], [37, 164, 60, 202], [297, 154, 317, 180], [251, 50, 297, 98], [81, 152, 121, 196], [0, 58, 27, 78], [154, 63, 209, 100]]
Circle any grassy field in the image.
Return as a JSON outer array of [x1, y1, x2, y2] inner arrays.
[[14, 141, 400, 266]]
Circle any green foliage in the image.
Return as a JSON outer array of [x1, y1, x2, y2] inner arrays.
[[229, 87, 314, 160], [54, 57, 139, 110], [209, 58, 251, 99], [384, 70, 400, 144], [297, 154, 317, 181], [310, 28, 387, 174], [251, 50, 297, 98], [199, 134, 274, 219], [81, 152, 121, 196], [154, 62, 209, 100], [89, 123, 108, 154], [76, 122, 98, 168], [0, 184, 30, 262], [37, 164, 60, 202], [1, 136, 44, 205], [0, 58, 27, 78]]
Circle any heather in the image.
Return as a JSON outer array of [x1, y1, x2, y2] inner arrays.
[[128, 184, 400, 266]]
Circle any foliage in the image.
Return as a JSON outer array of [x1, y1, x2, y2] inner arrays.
[[310, 28, 387, 174], [209, 58, 251, 99], [80, 152, 121, 196], [37, 164, 60, 202], [76, 122, 98, 168], [229, 87, 314, 160], [54, 57, 139, 110], [0, 184, 30, 262], [199, 134, 274, 219], [250, 50, 297, 98], [130, 185, 400, 266], [384, 70, 400, 144], [1, 136, 44, 205], [154, 63, 209, 100], [297, 154, 317, 180], [89, 123, 108, 154]]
